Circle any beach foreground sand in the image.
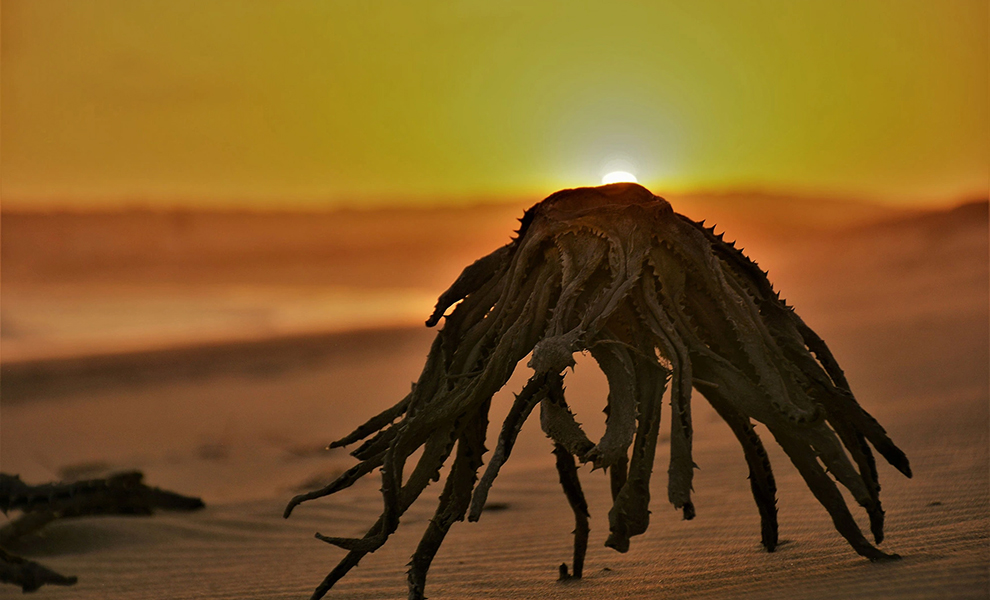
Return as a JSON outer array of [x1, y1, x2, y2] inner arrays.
[[1, 199, 987, 599]]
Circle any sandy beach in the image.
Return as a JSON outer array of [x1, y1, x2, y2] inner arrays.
[[1, 197, 987, 599]]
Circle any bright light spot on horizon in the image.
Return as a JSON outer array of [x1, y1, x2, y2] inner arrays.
[[602, 171, 638, 185]]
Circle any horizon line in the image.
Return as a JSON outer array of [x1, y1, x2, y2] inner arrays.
[[2, 183, 986, 213]]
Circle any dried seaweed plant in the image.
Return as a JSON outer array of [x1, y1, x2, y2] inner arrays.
[[286, 183, 911, 599], [0, 471, 205, 592]]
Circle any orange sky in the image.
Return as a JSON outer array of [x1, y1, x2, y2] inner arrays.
[[2, 0, 987, 209]]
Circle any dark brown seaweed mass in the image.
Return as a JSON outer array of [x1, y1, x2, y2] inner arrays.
[[0, 471, 205, 592], [285, 183, 911, 600]]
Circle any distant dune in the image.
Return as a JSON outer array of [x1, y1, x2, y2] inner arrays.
[[0, 191, 922, 285], [1, 193, 982, 364]]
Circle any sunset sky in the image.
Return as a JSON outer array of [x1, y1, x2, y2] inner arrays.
[[2, 0, 987, 209]]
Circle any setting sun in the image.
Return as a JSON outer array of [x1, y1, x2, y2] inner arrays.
[[602, 171, 639, 185]]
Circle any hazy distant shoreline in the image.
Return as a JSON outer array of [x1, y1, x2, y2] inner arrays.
[[0, 325, 434, 403]]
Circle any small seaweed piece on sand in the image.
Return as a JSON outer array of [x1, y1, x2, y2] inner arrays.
[[0, 471, 205, 592], [0, 547, 77, 592]]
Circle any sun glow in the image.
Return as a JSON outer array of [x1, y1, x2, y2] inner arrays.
[[602, 171, 638, 185]]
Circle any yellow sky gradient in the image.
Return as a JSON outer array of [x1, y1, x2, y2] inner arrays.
[[2, 0, 987, 209]]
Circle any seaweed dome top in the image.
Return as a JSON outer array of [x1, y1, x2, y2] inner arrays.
[[518, 182, 673, 239]]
